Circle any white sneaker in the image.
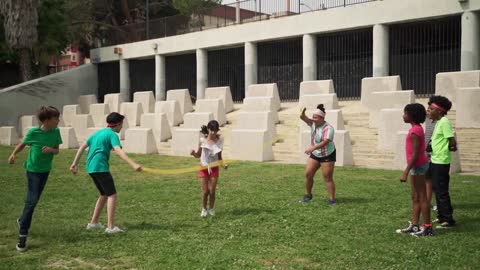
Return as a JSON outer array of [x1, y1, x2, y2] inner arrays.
[[200, 208, 208, 217], [208, 208, 215, 216], [86, 223, 105, 230], [105, 226, 124, 234]]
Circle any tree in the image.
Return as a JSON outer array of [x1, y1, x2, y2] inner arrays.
[[0, 0, 39, 82], [34, 0, 69, 76]]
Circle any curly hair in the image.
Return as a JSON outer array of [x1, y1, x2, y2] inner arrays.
[[428, 95, 452, 115], [404, 103, 427, 124]]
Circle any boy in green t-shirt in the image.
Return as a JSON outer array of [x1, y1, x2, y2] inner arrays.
[[8, 106, 62, 252], [70, 112, 142, 234], [427, 95, 457, 229]]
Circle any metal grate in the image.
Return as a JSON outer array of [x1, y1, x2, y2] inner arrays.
[[317, 28, 373, 100], [129, 58, 155, 101], [389, 16, 461, 96], [97, 61, 120, 103], [258, 38, 303, 101], [166, 53, 197, 99], [208, 47, 245, 102]]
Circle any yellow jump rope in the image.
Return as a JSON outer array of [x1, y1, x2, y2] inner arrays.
[[142, 108, 307, 175]]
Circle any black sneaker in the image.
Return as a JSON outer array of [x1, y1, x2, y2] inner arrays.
[[396, 222, 419, 234], [299, 194, 313, 203], [16, 236, 27, 252], [411, 226, 433, 237], [436, 221, 456, 229], [328, 199, 336, 206]]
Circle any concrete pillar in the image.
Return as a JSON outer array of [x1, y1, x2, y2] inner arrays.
[[196, 48, 208, 100], [461, 11, 480, 71], [235, 0, 240, 24], [245, 42, 258, 94], [373, 24, 389, 77], [303, 34, 317, 81], [119, 59, 131, 101], [155, 54, 166, 101]]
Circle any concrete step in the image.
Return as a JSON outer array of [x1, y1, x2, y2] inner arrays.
[[353, 158, 393, 169]]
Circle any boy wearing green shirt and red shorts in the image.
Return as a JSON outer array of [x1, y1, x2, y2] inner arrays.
[[8, 106, 62, 252]]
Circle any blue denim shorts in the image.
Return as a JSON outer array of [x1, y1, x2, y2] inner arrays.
[[410, 162, 429, 176]]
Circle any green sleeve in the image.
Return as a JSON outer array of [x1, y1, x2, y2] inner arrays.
[[22, 128, 34, 145], [110, 133, 121, 148]]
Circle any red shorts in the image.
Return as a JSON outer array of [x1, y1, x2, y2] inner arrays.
[[198, 166, 219, 178]]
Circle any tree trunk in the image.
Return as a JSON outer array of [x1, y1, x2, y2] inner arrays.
[[18, 49, 32, 82]]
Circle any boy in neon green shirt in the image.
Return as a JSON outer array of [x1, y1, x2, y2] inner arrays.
[[427, 95, 457, 228], [8, 106, 62, 252]]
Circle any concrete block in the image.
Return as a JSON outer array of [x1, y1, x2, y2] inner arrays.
[[62, 105, 80, 127], [167, 89, 193, 115], [155, 100, 183, 126], [58, 127, 79, 149], [120, 102, 143, 127], [300, 80, 335, 96], [299, 94, 339, 110], [236, 111, 277, 143], [436, 70, 480, 109], [393, 131, 408, 170], [246, 83, 281, 111], [450, 147, 462, 173], [124, 128, 158, 154], [0, 126, 19, 145], [195, 99, 227, 126], [89, 104, 110, 127], [205, 87, 235, 113], [171, 128, 201, 157], [333, 130, 354, 166], [183, 112, 214, 129], [378, 109, 410, 151], [243, 97, 279, 123], [231, 129, 274, 161], [368, 90, 415, 128], [361, 76, 402, 109], [456, 87, 480, 128], [133, 91, 155, 113], [104, 93, 126, 113], [140, 113, 172, 143], [17, 115, 38, 137], [78, 94, 97, 114], [58, 116, 65, 127], [71, 114, 94, 142], [118, 118, 129, 140]]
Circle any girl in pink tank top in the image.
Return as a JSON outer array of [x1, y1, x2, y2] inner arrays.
[[396, 103, 433, 237]]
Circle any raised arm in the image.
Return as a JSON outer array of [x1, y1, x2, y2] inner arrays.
[[113, 146, 142, 171], [300, 107, 313, 126]]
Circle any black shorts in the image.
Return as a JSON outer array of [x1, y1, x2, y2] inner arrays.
[[310, 150, 336, 163], [89, 172, 117, 196]]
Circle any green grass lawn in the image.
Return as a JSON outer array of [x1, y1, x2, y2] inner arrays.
[[0, 145, 479, 269]]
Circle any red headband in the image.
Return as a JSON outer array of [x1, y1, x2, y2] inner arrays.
[[107, 121, 123, 128], [431, 102, 446, 112]]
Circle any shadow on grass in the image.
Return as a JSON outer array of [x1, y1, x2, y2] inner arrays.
[[122, 222, 192, 232], [337, 196, 374, 204], [226, 207, 278, 216]]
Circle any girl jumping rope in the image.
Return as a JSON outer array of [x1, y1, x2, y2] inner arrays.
[[190, 120, 228, 217]]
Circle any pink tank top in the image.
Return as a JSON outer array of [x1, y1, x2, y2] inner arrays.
[[405, 124, 429, 167]]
